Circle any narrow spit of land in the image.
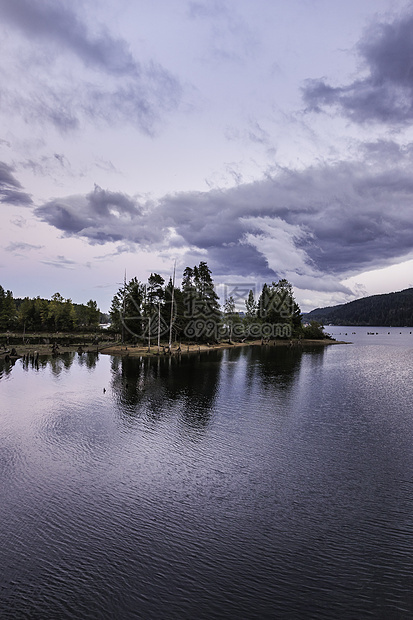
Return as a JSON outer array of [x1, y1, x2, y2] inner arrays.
[[100, 338, 347, 358], [0, 337, 347, 361], [0, 334, 348, 359]]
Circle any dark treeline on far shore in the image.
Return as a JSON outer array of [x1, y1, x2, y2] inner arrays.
[[305, 287, 413, 327], [0, 286, 108, 333], [1, 261, 327, 341]]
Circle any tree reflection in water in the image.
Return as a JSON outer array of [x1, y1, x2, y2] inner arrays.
[[0, 351, 103, 381], [248, 343, 325, 388], [109, 345, 323, 435], [77, 350, 99, 370], [110, 352, 223, 433], [0, 357, 15, 380]]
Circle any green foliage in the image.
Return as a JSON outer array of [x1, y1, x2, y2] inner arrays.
[[244, 289, 257, 322], [49, 293, 75, 331], [0, 286, 16, 330], [181, 261, 221, 341], [193, 261, 220, 319], [18, 297, 49, 331], [223, 296, 241, 341], [162, 278, 184, 343], [110, 277, 144, 341], [301, 320, 327, 339], [108, 268, 304, 343], [305, 288, 413, 327], [257, 279, 302, 337], [85, 299, 100, 327], [144, 273, 165, 347], [1, 267, 308, 346], [0, 286, 101, 333]]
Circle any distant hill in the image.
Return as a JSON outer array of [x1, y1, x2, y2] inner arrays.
[[304, 288, 413, 327]]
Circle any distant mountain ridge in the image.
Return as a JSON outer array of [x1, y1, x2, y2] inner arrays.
[[304, 287, 413, 326]]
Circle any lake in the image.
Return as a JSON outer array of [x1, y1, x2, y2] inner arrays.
[[1, 328, 413, 619]]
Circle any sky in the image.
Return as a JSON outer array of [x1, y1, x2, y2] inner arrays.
[[1, 0, 413, 312]]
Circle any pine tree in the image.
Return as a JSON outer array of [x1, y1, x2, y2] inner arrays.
[[0, 288, 16, 330], [110, 277, 144, 342], [144, 273, 165, 348], [245, 290, 257, 322], [86, 300, 100, 328], [181, 261, 220, 341], [194, 261, 220, 320], [223, 296, 240, 342], [257, 279, 302, 338]]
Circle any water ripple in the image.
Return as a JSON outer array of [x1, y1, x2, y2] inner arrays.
[[1, 346, 413, 618]]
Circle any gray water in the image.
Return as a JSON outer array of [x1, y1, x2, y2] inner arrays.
[[1, 330, 413, 619]]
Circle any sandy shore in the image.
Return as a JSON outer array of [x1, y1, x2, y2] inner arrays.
[[100, 338, 346, 358], [0, 337, 347, 361]]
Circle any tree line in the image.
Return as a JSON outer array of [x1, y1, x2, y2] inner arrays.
[[1, 261, 327, 339], [0, 286, 104, 332], [305, 287, 413, 327], [109, 261, 324, 343]]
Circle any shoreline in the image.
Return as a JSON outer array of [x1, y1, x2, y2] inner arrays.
[[100, 338, 347, 358], [0, 342, 112, 360], [0, 338, 348, 361]]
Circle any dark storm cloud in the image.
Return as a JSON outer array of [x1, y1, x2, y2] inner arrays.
[[302, 10, 413, 124], [0, 162, 23, 189], [205, 244, 276, 278], [35, 185, 163, 245], [0, 0, 182, 134], [33, 145, 413, 289], [0, 0, 139, 76], [0, 162, 32, 206]]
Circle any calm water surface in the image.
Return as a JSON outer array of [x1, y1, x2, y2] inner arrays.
[[1, 330, 413, 619]]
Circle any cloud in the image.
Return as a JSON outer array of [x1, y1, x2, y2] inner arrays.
[[0, 0, 182, 134], [0, 0, 138, 76], [302, 10, 413, 124], [5, 242, 43, 253], [33, 144, 413, 293], [20, 153, 72, 178], [225, 118, 275, 156], [0, 162, 33, 206], [0, 162, 24, 189], [35, 185, 163, 245], [187, 0, 258, 64], [40, 255, 78, 269], [188, 1, 226, 19], [11, 216, 28, 228]]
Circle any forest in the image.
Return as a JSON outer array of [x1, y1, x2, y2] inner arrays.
[[304, 287, 413, 327], [0, 288, 104, 332], [0, 261, 326, 341], [108, 261, 312, 343]]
